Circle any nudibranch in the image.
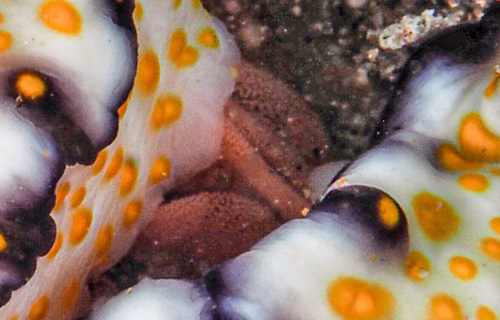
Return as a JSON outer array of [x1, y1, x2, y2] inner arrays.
[[0, 0, 136, 309], [0, 0, 239, 319], [92, 3, 500, 320]]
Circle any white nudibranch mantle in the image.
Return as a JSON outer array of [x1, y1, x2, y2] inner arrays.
[[4, 0, 500, 320], [0, 0, 239, 319], [93, 3, 500, 320]]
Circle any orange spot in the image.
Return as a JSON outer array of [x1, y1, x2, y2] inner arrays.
[[0, 233, 6, 252], [0, 232, 7, 252], [149, 156, 171, 184], [191, 0, 202, 7], [168, 29, 199, 68], [176, 47, 198, 68], [46, 232, 62, 260], [327, 277, 394, 320], [0, 31, 13, 52], [118, 103, 128, 119], [198, 28, 220, 48], [28, 295, 50, 320], [429, 294, 463, 320], [168, 30, 186, 61], [485, 74, 500, 98], [15, 73, 46, 99], [377, 196, 399, 229], [448, 256, 477, 280], [134, 2, 144, 21], [8, 316, 18, 320], [70, 186, 86, 208], [0, 13, 4, 24], [92, 150, 108, 175], [136, 50, 160, 96], [69, 207, 92, 245], [458, 173, 489, 193], [61, 281, 81, 312], [104, 148, 123, 182], [95, 225, 113, 259], [123, 200, 142, 228], [481, 237, 500, 261], [490, 168, 500, 176], [173, 0, 183, 9], [459, 112, 500, 162], [477, 306, 498, 320], [490, 217, 500, 236], [412, 192, 461, 241], [150, 95, 183, 130], [117, 93, 131, 120], [0, 231, 6, 250], [405, 251, 431, 282], [54, 182, 70, 212], [39, 0, 82, 36], [120, 159, 138, 196], [436, 143, 482, 171]]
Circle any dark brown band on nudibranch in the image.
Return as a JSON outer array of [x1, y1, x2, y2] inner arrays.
[[0, 162, 63, 305], [309, 185, 409, 254], [6, 69, 95, 164]]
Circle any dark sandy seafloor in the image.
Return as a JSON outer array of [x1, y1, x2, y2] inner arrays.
[[83, 0, 495, 317], [203, 0, 493, 158]]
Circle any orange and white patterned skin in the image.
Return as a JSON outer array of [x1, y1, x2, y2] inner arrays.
[[92, 3, 500, 320], [0, 1, 239, 319], [0, 0, 136, 156], [0, 0, 136, 314]]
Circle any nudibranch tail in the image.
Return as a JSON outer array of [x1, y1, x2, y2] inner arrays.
[[92, 2, 500, 320], [0, 0, 239, 319]]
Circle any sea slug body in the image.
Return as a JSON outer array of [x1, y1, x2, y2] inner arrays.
[[0, 0, 137, 309], [0, 0, 239, 319], [92, 2, 500, 320]]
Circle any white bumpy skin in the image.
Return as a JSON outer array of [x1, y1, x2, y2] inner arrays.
[[0, 0, 239, 319], [93, 3, 500, 320]]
